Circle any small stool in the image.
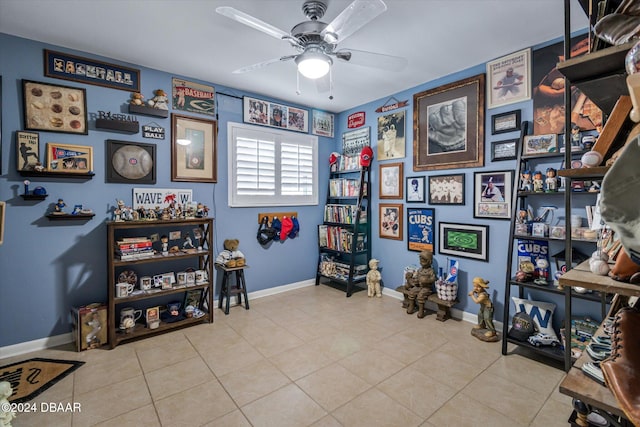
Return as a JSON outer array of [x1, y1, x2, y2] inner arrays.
[[427, 294, 458, 322], [216, 264, 249, 315]]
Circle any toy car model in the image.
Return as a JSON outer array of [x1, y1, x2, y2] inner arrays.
[[528, 332, 560, 347]]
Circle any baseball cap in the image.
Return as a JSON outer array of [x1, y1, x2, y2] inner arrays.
[[508, 312, 535, 341]]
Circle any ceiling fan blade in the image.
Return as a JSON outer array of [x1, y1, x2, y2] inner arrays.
[[335, 48, 407, 72], [232, 55, 296, 74], [321, 0, 387, 44], [216, 6, 290, 41]]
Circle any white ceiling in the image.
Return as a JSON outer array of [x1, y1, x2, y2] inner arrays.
[[1, 0, 588, 113]]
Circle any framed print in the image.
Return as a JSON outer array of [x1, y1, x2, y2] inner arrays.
[[44, 49, 140, 92], [407, 207, 435, 252], [380, 203, 403, 240], [413, 74, 485, 171], [491, 110, 521, 135], [439, 222, 489, 262], [377, 110, 406, 160], [312, 110, 334, 137], [171, 113, 217, 183], [23, 79, 88, 134], [379, 162, 403, 199], [106, 140, 156, 184], [184, 288, 204, 309], [491, 139, 518, 162], [486, 48, 531, 109], [46, 143, 93, 173], [428, 173, 465, 205], [172, 78, 215, 115], [474, 170, 514, 220], [406, 176, 425, 203], [523, 134, 557, 156], [16, 131, 40, 171], [242, 96, 308, 133], [342, 127, 370, 156]]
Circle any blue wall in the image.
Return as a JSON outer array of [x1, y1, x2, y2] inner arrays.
[[1, 31, 600, 350]]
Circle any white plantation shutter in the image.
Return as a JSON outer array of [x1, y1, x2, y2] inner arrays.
[[228, 122, 318, 206]]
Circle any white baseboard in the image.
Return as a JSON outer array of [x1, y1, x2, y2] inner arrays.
[[1, 279, 505, 358]]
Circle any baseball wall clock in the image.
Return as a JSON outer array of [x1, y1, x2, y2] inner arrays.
[[106, 140, 156, 184]]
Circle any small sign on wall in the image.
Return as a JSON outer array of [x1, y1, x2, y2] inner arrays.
[[142, 122, 165, 139], [133, 188, 193, 210]]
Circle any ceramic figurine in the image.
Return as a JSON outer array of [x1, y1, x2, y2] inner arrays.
[[114, 199, 125, 221], [148, 89, 169, 110], [533, 170, 544, 192], [54, 198, 66, 214], [520, 170, 532, 191], [534, 257, 550, 285], [366, 258, 382, 298], [545, 167, 558, 192], [0, 381, 16, 427], [469, 277, 498, 341], [161, 235, 169, 255]]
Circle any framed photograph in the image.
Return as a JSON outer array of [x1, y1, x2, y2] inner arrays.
[[428, 173, 465, 205], [184, 288, 204, 309], [413, 74, 485, 171], [407, 207, 435, 252], [474, 170, 514, 220], [523, 134, 558, 156], [44, 49, 140, 92], [491, 139, 518, 162], [406, 176, 425, 203], [172, 77, 215, 116], [486, 48, 531, 109], [22, 79, 88, 135], [439, 222, 489, 262], [312, 110, 334, 137], [379, 203, 403, 240], [145, 306, 159, 322], [242, 96, 308, 133], [377, 110, 406, 160], [491, 110, 521, 135], [46, 143, 93, 173], [106, 140, 156, 184], [379, 162, 403, 199], [342, 127, 371, 156], [16, 131, 40, 171], [171, 113, 217, 183], [169, 230, 181, 240]]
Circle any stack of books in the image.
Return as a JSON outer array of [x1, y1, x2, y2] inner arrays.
[[115, 237, 155, 260]]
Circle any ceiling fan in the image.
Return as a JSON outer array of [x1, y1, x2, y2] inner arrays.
[[216, 0, 407, 86]]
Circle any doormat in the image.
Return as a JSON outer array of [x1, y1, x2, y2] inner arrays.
[[0, 358, 85, 403]]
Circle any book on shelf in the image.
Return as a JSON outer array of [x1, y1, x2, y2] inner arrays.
[[118, 237, 150, 243], [116, 240, 152, 250], [116, 249, 155, 260]]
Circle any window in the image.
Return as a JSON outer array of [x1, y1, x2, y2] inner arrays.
[[228, 122, 318, 207]]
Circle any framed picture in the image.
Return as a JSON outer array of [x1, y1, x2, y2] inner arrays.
[[16, 131, 40, 171], [379, 203, 403, 240], [106, 140, 156, 184], [45, 142, 93, 173], [171, 114, 217, 183], [342, 127, 371, 156], [491, 139, 518, 162], [22, 79, 88, 135], [312, 110, 334, 137], [406, 176, 425, 203], [523, 134, 558, 156], [439, 222, 489, 262], [474, 170, 514, 220], [491, 110, 521, 135], [413, 74, 485, 171], [379, 162, 403, 199], [486, 48, 531, 109], [377, 110, 406, 160], [407, 207, 435, 252], [428, 173, 465, 205], [44, 49, 140, 92], [242, 96, 308, 133], [145, 306, 159, 322], [184, 288, 204, 309], [172, 78, 215, 116]]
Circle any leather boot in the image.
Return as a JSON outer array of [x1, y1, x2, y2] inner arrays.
[[406, 299, 417, 314], [594, 0, 640, 45], [601, 306, 640, 426], [417, 301, 426, 318]]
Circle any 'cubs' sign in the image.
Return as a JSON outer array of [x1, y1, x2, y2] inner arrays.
[[407, 207, 435, 252]]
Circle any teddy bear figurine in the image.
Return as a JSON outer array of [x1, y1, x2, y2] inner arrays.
[[216, 239, 245, 268], [129, 92, 144, 106], [148, 89, 169, 110]]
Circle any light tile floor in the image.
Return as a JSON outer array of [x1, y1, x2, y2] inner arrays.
[[3, 285, 574, 426]]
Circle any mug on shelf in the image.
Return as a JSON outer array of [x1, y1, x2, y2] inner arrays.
[[116, 282, 134, 298], [195, 270, 208, 284], [119, 306, 142, 330]]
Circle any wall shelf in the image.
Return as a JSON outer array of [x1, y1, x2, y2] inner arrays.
[[21, 194, 48, 200], [128, 104, 169, 118], [46, 213, 95, 220], [19, 170, 95, 179]]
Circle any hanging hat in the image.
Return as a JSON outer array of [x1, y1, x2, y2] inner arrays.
[[271, 217, 282, 241], [359, 146, 374, 168], [289, 216, 300, 239], [329, 152, 340, 165], [280, 217, 293, 241]]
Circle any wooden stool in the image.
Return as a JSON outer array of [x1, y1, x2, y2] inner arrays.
[[216, 264, 249, 315], [427, 294, 458, 321]]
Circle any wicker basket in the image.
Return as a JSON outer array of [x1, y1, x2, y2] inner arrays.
[[435, 279, 458, 301]]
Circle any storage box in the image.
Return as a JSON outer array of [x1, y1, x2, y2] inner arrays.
[[515, 223, 530, 236], [531, 222, 548, 237], [71, 303, 107, 351], [550, 226, 566, 239]]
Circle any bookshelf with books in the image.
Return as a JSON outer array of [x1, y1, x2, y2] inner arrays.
[[316, 160, 371, 297]]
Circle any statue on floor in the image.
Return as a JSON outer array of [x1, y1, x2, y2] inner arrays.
[[469, 277, 499, 342], [0, 381, 16, 427], [404, 250, 436, 318]]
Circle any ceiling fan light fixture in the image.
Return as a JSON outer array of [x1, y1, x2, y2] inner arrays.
[[296, 50, 332, 79]]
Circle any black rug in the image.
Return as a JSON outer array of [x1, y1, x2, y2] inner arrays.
[[0, 357, 85, 403]]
